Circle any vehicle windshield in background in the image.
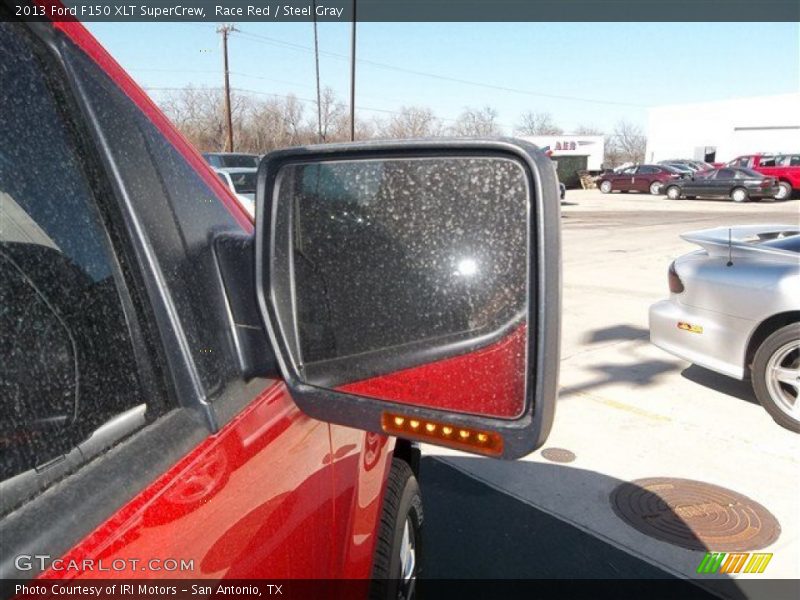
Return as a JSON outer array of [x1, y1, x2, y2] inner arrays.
[[231, 172, 257, 194], [736, 168, 763, 178], [221, 154, 259, 168]]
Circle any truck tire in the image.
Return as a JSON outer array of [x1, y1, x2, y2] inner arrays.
[[752, 323, 800, 433], [369, 458, 423, 600]]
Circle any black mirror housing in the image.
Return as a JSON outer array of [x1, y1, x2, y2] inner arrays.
[[255, 139, 561, 459]]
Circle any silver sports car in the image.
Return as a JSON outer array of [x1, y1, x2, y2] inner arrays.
[[649, 225, 800, 432]]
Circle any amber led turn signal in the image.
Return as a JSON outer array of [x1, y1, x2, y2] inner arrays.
[[381, 412, 503, 456]]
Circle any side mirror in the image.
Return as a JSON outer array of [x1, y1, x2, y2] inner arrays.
[[255, 139, 560, 459]]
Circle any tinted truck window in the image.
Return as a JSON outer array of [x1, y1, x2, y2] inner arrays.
[[0, 23, 146, 488]]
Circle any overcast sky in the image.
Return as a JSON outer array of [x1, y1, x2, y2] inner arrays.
[[86, 21, 800, 135]]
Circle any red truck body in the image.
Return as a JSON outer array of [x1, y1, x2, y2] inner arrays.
[[726, 154, 800, 199], [0, 8, 560, 594]]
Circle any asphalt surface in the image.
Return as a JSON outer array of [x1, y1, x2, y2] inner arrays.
[[419, 190, 800, 597], [419, 456, 702, 580]]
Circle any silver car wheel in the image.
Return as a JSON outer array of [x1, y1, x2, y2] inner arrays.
[[600, 180, 612, 193], [666, 186, 680, 199], [398, 517, 417, 599], [766, 340, 800, 420]]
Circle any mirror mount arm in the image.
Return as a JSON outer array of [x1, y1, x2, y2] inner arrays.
[[213, 232, 280, 380]]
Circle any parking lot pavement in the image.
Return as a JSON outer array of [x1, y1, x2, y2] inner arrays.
[[418, 458, 724, 598], [422, 190, 800, 595]]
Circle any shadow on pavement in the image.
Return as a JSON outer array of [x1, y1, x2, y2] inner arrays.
[[419, 456, 748, 600], [585, 324, 649, 344], [681, 365, 759, 406], [559, 359, 678, 398]]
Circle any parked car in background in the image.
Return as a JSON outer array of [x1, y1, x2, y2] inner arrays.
[[214, 167, 257, 216], [681, 160, 715, 172], [726, 154, 800, 200], [658, 161, 695, 176], [650, 226, 800, 432], [202, 152, 260, 169], [658, 159, 714, 173], [598, 164, 681, 195], [663, 167, 779, 202]]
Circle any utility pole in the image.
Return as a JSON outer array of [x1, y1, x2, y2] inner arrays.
[[312, 1, 323, 142], [217, 24, 237, 152], [349, 0, 356, 141]]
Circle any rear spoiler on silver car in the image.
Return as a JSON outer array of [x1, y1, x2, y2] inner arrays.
[[681, 225, 800, 260]]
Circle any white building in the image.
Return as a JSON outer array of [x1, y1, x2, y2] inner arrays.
[[519, 135, 605, 171], [646, 93, 800, 164]]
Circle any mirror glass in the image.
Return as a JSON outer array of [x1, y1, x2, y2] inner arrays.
[[270, 156, 531, 419]]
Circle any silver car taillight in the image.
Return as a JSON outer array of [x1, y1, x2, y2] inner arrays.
[[668, 261, 684, 294]]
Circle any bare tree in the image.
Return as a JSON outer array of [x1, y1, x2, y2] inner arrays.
[[451, 106, 502, 137], [161, 86, 250, 152], [160, 86, 523, 153], [514, 111, 563, 136], [281, 94, 307, 144], [572, 124, 603, 135], [605, 119, 646, 166], [312, 87, 349, 143], [378, 106, 442, 139], [242, 98, 289, 152], [354, 118, 377, 142]]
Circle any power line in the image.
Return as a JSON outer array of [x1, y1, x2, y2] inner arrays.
[[232, 28, 646, 108], [142, 85, 380, 112], [129, 66, 412, 106], [129, 67, 219, 74], [142, 85, 468, 123], [129, 67, 312, 90]]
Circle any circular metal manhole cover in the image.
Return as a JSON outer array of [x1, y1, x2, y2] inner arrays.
[[541, 447, 576, 463], [610, 477, 780, 551]]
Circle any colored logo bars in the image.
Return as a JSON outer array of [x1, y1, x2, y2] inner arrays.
[[696, 552, 773, 574]]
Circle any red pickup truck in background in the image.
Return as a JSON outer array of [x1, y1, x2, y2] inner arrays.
[[726, 154, 800, 200]]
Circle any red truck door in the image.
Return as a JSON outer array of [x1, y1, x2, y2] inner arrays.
[[0, 18, 338, 581]]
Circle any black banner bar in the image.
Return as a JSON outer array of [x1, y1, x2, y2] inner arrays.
[[6, 0, 800, 22], [3, 579, 800, 600]]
